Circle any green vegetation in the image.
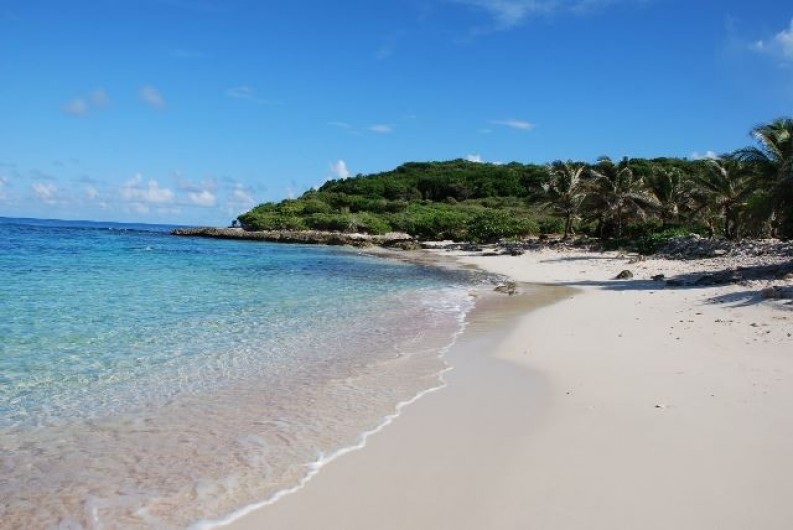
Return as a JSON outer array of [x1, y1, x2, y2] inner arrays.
[[238, 117, 793, 245]]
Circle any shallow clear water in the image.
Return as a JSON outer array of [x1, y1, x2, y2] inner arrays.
[[0, 218, 477, 528]]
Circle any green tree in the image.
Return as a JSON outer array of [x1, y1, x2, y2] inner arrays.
[[585, 157, 653, 238], [646, 166, 692, 227], [692, 158, 756, 240], [735, 117, 793, 237], [541, 161, 589, 238]]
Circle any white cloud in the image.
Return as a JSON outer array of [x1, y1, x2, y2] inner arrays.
[[140, 85, 166, 109], [328, 121, 353, 130], [30, 169, 56, 181], [453, 0, 551, 29], [157, 206, 182, 216], [328, 121, 364, 136], [128, 203, 150, 215], [224, 184, 255, 215], [752, 18, 793, 62], [188, 189, 216, 207], [120, 173, 174, 204], [232, 186, 254, 205], [226, 86, 279, 104], [32, 182, 58, 203], [689, 150, 720, 161], [226, 85, 256, 99], [369, 124, 393, 134], [451, 0, 626, 31], [84, 185, 109, 208], [62, 88, 110, 116], [227, 86, 257, 101], [491, 118, 535, 130], [465, 154, 484, 163], [62, 98, 89, 116], [0, 175, 7, 200], [330, 160, 350, 179], [177, 176, 217, 193], [90, 88, 109, 107]]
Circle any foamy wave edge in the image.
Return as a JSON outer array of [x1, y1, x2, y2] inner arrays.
[[188, 289, 475, 530]]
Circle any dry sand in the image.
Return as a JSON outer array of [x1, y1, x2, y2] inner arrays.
[[227, 248, 793, 530]]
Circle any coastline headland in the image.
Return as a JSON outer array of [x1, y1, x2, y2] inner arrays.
[[171, 227, 418, 248]]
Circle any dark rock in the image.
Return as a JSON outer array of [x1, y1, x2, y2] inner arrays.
[[494, 281, 518, 296], [658, 236, 793, 260], [172, 227, 415, 248], [651, 274, 666, 281], [384, 240, 422, 251], [614, 270, 634, 280], [760, 286, 793, 300], [694, 274, 721, 286]]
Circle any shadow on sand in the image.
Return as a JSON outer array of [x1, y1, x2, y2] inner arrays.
[[527, 257, 793, 308]]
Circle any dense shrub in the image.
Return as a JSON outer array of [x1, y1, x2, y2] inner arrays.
[[633, 227, 692, 255], [465, 210, 538, 243], [238, 213, 307, 231], [305, 213, 355, 232], [537, 216, 566, 235], [352, 213, 392, 235]]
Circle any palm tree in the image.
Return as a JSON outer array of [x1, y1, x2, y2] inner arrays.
[[735, 117, 793, 237], [691, 158, 756, 240], [585, 157, 653, 238], [646, 166, 692, 227], [541, 161, 588, 238]]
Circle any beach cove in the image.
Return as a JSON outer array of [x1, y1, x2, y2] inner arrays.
[[227, 246, 793, 530], [0, 219, 482, 529]]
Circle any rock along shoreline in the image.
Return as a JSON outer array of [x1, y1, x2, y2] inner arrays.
[[170, 227, 419, 249]]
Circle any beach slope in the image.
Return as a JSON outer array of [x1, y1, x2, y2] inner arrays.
[[228, 248, 793, 530]]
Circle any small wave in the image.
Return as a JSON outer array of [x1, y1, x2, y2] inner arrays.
[[188, 291, 475, 530]]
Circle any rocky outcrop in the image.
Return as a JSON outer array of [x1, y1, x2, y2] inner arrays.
[[760, 286, 793, 300], [658, 235, 793, 260], [663, 262, 793, 288], [171, 227, 415, 248]]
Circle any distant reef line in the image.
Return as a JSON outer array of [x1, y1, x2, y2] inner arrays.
[[171, 227, 419, 248]]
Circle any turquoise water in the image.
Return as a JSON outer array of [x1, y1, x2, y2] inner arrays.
[[0, 218, 477, 528]]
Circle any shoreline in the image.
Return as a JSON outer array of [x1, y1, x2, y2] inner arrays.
[[193, 271, 556, 529], [189, 281, 477, 530], [225, 246, 793, 529], [225, 281, 573, 530]]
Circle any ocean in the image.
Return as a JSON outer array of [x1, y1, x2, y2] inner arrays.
[[0, 217, 479, 529]]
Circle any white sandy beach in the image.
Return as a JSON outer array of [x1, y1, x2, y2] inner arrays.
[[228, 248, 793, 530]]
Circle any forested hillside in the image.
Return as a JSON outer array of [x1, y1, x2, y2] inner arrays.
[[238, 118, 793, 245]]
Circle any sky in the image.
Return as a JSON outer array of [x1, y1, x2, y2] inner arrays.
[[1, 0, 792, 225]]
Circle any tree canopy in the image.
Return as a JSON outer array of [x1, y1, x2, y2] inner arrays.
[[238, 118, 793, 245]]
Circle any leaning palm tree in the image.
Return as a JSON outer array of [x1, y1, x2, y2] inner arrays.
[[691, 158, 757, 240], [734, 117, 793, 237], [541, 161, 589, 238], [585, 157, 653, 238]]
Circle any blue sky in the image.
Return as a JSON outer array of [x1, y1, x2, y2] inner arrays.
[[1, 0, 792, 225]]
